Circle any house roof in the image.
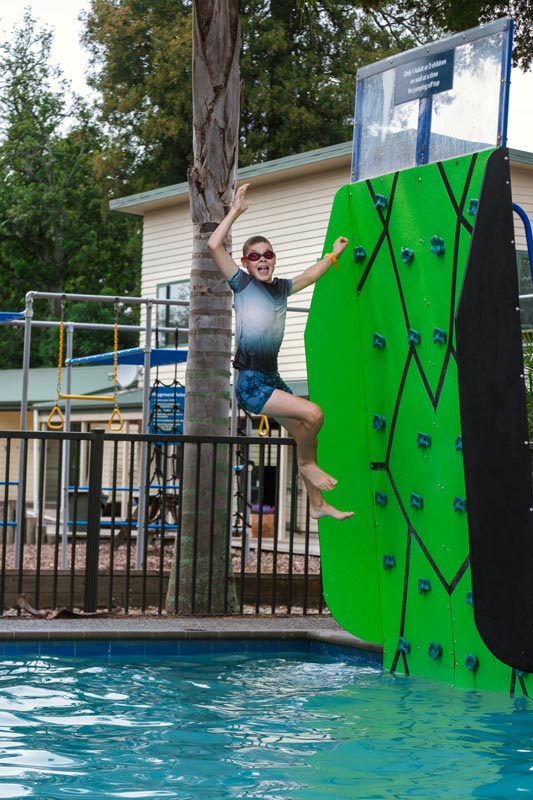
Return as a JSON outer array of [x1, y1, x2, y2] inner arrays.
[[109, 141, 533, 216], [109, 141, 354, 215]]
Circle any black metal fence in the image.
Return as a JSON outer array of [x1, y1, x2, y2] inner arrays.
[[0, 428, 325, 616]]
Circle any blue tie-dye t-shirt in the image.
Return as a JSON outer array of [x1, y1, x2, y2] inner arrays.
[[227, 269, 293, 372]]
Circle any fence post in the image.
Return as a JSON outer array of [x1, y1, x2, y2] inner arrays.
[[84, 428, 105, 612]]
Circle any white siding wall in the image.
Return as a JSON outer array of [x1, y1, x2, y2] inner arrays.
[[141, 206, 191, 385], [139, 157, 533, 389], [141, 163, 351, 387]]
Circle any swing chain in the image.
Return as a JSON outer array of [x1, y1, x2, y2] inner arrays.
[[47, 297, 67, 431], [47, 296, 124, 431], [56, 297, 65, 395]]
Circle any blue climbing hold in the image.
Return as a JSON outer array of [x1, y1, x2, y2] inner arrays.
[[453, 496, 467, 512], [455, 435, 463, 451], [372, 414, 386, 431], [353, 246, 367, 264], [400, 247, 414, 264], [374, 194, 388, 210], [407, 329, 421, 346], [465, 591, 473, 606], [428, 642, 443, 660], [418, 578, 431, 594], [375, 491, 388, 507], [465, 654, 479, 672], [397, 637, 411, 654], [467, 198, 479, 216], [417, 432, 431, 449], [410, 493, 424, 509], [430, 235, 445, 255], [433, 328, 447, 344], [383, 554, 396, 570], [372, 332, 386, 349]]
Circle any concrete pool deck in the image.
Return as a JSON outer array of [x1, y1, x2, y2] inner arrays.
[[0, 614, 382, 653]]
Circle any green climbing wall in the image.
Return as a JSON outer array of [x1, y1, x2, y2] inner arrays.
[[306, 148, 532, 693]]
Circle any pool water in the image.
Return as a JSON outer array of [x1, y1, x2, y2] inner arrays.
[[0, 643, 532, 799]]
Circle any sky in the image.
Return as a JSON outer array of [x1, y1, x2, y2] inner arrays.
[[0, 0, 532, 152]]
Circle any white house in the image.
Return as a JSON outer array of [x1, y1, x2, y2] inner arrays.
[[110, 141, 533, 397]]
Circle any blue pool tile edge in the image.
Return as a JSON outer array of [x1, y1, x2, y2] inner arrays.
[[0, 635, 383, 666]]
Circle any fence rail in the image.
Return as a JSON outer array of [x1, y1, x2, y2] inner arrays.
[[0, 428, 325, 617]]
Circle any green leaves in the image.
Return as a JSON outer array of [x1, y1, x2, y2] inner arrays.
[[0, 12, 140, 367]]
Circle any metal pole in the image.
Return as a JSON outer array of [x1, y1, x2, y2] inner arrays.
[[32, 410, 39, 515], [19, 298, 33, 432], [277, 427, 289, 544], [230, 368, 238, 436], [9, 319, 189, 335], [15, 297, 34, 568], [244, 414, 252, 565], [229, 368, 238, 545], [136, 299, 153, 569], [84, 428, 105, 612], [26, 289, 189, 308], [60, 324, 73, 569]]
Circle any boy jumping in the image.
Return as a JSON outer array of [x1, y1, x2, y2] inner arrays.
[[208, 183, 353, 521]]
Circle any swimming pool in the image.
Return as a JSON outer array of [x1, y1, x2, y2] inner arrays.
[[0, 639, 531, 799]]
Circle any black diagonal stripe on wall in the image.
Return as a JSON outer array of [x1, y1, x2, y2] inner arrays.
[[437, 155, 476, 234], [456, 147, 533, 672]]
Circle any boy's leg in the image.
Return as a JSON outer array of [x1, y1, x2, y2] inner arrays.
[[261, 390, 336, 491], [261, 390, 353, 520], [299, 469, 354, 520]]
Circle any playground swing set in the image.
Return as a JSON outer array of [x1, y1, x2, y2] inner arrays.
[[6, 289, 191, 570], [46, 298, 124, 432]]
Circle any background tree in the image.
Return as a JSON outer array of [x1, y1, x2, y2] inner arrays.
[[0, 12, 141, 368], [366, 1, 533, 70], [82, 0, 422, 192], [165, 0, 240, 614], [234, 1, 415, 164], [82, 0, 193, 194], [82, 0, 533, 195]]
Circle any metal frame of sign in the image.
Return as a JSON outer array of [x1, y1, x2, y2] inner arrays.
[[351, 17, 513, 181]]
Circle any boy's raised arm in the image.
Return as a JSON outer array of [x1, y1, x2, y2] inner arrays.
[[290, 236, 349, 295], [208, 183, 251, 279]]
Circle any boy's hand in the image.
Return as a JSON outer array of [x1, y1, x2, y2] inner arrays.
[[332, 237, 349, 258], [232, 183, 251, 215]]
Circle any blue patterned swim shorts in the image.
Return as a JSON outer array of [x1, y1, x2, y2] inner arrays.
[[236, 370, 293, 415]]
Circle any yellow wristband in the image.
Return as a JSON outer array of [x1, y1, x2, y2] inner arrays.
[[326, 252, 338, 269]]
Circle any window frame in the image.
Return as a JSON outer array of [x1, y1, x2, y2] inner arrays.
[[156, 281, 190, 346]]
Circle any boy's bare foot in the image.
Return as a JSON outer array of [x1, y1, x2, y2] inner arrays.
[[310, 501, 354, 521], [299, 462, 338, 492]]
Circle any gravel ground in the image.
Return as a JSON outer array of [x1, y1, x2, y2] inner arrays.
[[4, 542, 321, 574]]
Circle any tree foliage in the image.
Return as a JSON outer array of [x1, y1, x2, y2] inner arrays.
[[82, 0, 532, 195], [81, 0, 193, 194], [370, 1, 533, 71], [0, 12, 141, 368], [238, 1, 414, 165], [82, 0, 422, 192]]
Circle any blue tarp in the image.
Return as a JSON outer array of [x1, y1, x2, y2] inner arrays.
[[0, 312, 24, 324], [68, 347, 188, 367]]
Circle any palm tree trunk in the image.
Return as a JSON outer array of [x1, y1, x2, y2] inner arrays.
[[166, 0, 240, 613]]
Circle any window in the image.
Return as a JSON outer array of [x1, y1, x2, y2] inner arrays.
[[156, 282, 190, 345]]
